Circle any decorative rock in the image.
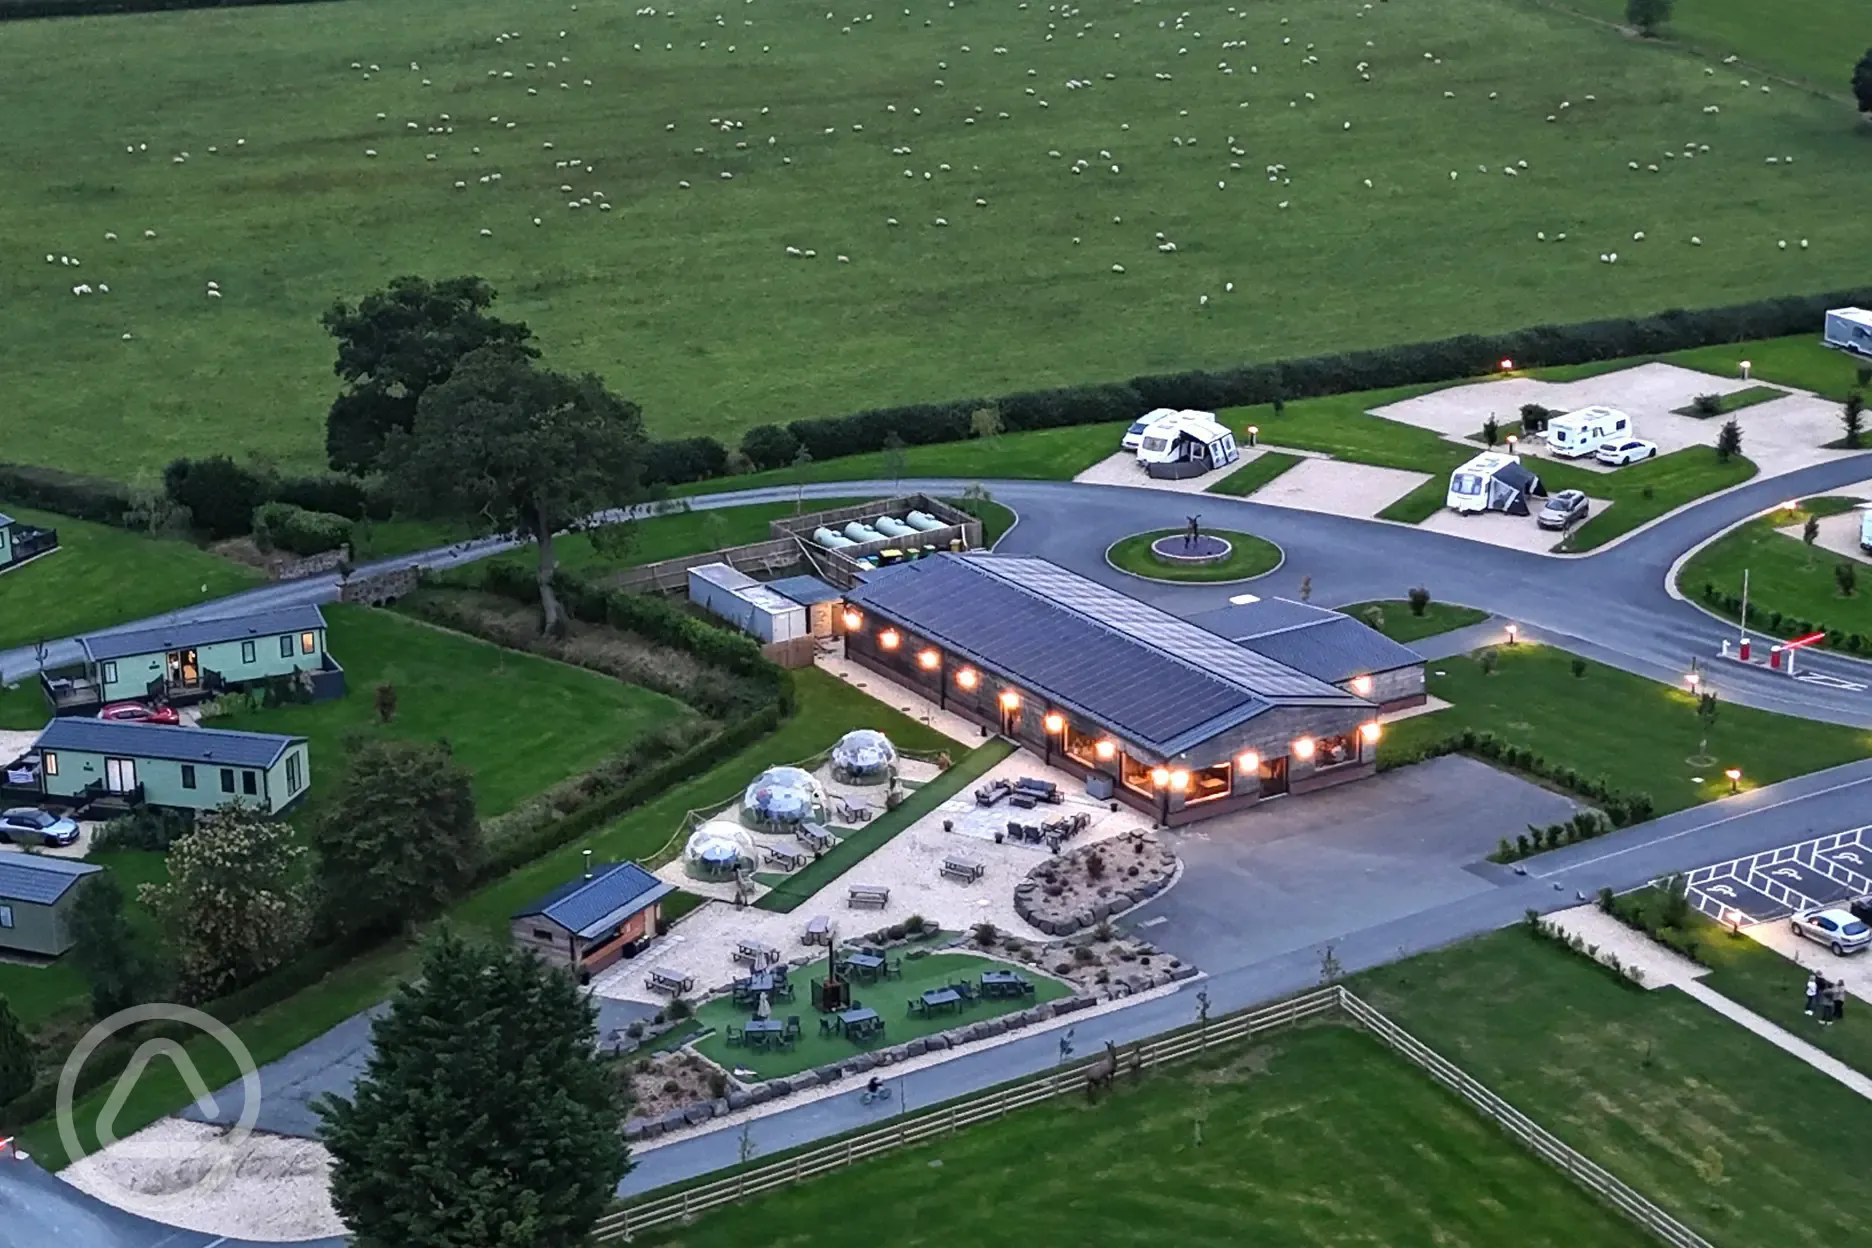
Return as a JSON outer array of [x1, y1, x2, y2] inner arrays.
[[683, 1102, 716, 1125], [814, 1063, 846, 1083], [850, 1052, 879, 1072], [905, 1037, 929, 1056], [789, 1070, 821, 1091], [657, 1107, 690, 1132], [726, 1089, 753, 1111]]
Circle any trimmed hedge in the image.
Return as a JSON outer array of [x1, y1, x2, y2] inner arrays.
[[644, 437, 729, 487], [163, 455, 271, 540], [0, 461, 137, 526], [1383, 727, 1655, 829], [0, 0, 334, 20], [1699, 581, 1869, 653], [252, 501, 354, 556]]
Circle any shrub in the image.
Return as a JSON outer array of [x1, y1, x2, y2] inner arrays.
[[1715, 416, 1742, 462], [643, 437, 729, 486], [1481, 416, 1499, 446], [708, 1070, 729, 1098], [1407, 586, 1431, 616], [0, 462, 137, 526], [251, 502, 353, 556], [91, 807, 193, 852], [1085, 851, 1106, 881], [1569, 657, 1587, 678], [1690, 392, 1723, 416], [1476, 647, 1500, 675], [273, 474, 375, 520], [1362, 606, 1385, 631], [740, 424, 801, 471], [1518, 403, 1555, 433], [1837, 561, 1858, 597], [903, 913, 927, 934], [1073, 945, 1097, 965], [164, 455, 273, 540], [667, 997, 692, 1021], [972, 921, 999, 947]]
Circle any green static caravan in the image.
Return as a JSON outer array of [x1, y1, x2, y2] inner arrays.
[[46, 603, 343, 714], [0, 509, 60, 573], [0, 855, 102, 957], [32, 718, 309, 816]]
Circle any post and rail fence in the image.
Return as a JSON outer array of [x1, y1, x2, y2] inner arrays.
[[592, 984, 1712, 1246]]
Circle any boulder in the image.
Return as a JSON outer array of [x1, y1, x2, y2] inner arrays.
[[925, 1032, 950, 1051], [904, 1037, 929, 1056], [789, 1070, 821, 1092], [726, 1090, 752, 1112], [980, 1017, 1008, 1037], [1170, 964, 1200, 982], [657, 1107, 690, 1132], [814, 1063, 846, 1084], [683, 1101, 716, 1125], [623, 1117, 651, 1141], [850, 1052, 879, 1073], [748, 1082, 778, 1104]]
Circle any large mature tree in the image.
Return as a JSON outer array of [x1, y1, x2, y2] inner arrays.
[[386, 344, 646, 636], [312, 739, 482, 939], [1625, 0, 1671, 36], [323, 276, 535, 475], [139, 807, 307, 1002], [69, 872, 169, 1018], [0, 996, 34, 1107], [1855, 49, 1872, 114], [318, 930, 630, 1248]]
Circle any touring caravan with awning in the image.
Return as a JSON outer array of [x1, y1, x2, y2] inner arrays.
[[1133, 411, 1241, 479], [1447, 452, 1547, 516]]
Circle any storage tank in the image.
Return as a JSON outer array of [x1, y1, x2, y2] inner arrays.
[[904, 510, 946, 532], [873, 515, 917, 538], [813, 526, 855, 548], [843, 521, 885, 543]]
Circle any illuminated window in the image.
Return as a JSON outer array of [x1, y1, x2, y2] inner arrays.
[[300, 632, 317, 655], [43, 751, 58, 777]]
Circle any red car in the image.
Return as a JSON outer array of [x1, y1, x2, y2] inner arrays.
[[98, 702, 181, 726]]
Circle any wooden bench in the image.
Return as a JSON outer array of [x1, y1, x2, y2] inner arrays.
[[941, 855, 985, 883], [646, 967, 693, 995], [848, 884, 891, 909]]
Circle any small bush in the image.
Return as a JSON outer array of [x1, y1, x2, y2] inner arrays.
[[1690, 392, 1723, 416], [972, 921, 999, 947], [252, 502, 354, 556], [661, 1078, 681, 1095], [903, 913, 927, 934], [1569, 657, 1587, 678], [1085, 851, 1105, 881], [1476, 647, 1500, 676], [708, 1071, 729, 1098], [667, 997, 692, 1021], [1073, 946, 1096, 965], [1407, 586, 1431, 616]]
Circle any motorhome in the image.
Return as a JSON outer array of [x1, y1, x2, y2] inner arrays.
[[1447, 452, 1547, 516], [1134, 411, 1241, 479], [1543, 405, 1632, 459]]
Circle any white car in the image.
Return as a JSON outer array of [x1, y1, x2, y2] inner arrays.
[[1790, 907, 1871, 956], [1595, 438, 1658, 467]]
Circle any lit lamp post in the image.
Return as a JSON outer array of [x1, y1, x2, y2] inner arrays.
[[1725, 767, 1742, 794], [1499, 357, 1515, 372], [1505, 623, 1519, 646], [998, 689, 1021, 738], [1740, 359, 1753, 381], [1246, 424, 1260, 448], [1685, 670, 1701, 694], [1150, 766, 1171, 827], [1043, 711, 1065, 767], [1505, 434, 1518, 455]]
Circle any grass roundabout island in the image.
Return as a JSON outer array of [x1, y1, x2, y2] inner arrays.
[[1106, 529, 1283, 583]]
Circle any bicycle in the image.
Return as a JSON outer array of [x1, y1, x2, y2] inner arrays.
[[859, 1084, 893, 1106]]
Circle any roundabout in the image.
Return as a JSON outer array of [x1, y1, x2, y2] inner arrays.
[[1105, 527, 1283, 583]]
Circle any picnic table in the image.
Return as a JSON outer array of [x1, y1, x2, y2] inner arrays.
[[941, 854, 985, 883], [920, 987, 963, 1015], [848, 884, 890, 909], [743, 1018, 785, 1048], [838, 1007, 882, 1039], [798, 822, 837, 851], [645, 967, 693, 995], [735, 939, 780, 967], [980, 969, 1032, 999], [841, 952, 885, 981], [804, 915, 831, 945], [764, 844, 806, 871], [733, 972, 776, 1001]]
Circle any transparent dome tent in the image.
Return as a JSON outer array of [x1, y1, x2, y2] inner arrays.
[[831, 729, 897, 784], [740, 766, 827, 831], [683, 824, 757, 880]]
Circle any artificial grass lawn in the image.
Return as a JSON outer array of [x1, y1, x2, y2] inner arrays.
[[1105, 528, 1283, 583], [215, 604, 689, 816], [1564, 0, 1865, 87], [1669, 384, 1787, 417], [1335, 599, 1490, 644], [755, 739, 1013, 913], [1678, 495, 1872, 645], [1380, 643, 1872, 814], [640, 1023, 1653, 1248], [1205, 450, 1303, 497], [8, 0, 1868, 482], [1356, 929, 1872, 1248], [0, 504, 259, 653], [689, 952, 1071, 1082]]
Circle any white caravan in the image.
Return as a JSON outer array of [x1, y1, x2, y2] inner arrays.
[[1543, 405, 1632, 458], [1825, 308, 1872, 360], [1446, 451, 1545, 515], [1121, 408, 1180, 451], [1134, 411, 1241, 477]]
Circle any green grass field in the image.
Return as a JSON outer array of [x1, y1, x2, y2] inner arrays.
[[215, 604, 689, 815], [641, 1021, 1653, 1248], [5, 0, 1866, 481], [0, 504, 260, 653], [1381, 643, 1872, 813], [1206, 449, 1302, 497], [1336, 599, 1490, 643], [1357, 929, 1872, 1248], [1564, 0, 1864, 87], [1678, 496, 1872, 644], [1105, 528, 1283, 582], [689, 951, 1071, 1081]]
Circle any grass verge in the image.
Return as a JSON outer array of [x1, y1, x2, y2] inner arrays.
[[1670, 385, 1788, 417], [1678, 495, 1872, 647], [1105, 529, 1283, 583], [1547, 449, 1757, 551], [1205, 451, 1303, 497], [1335, 600, 1490, 643]]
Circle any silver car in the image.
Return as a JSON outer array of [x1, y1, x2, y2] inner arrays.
[[1537, 489, 1589, 531], [0, 806, 81, 847], [1790, 907, 1872, 956]]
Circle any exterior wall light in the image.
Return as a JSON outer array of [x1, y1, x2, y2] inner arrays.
[[840, 608, 863, 632], [1150, 767, 1171, 789], [1360, 721, 1382, 744], [998, 690, 1022, 712], [1169, 769, 1190, 792], [1292, 737, 1316, 761], [879, 628, 900, 650], [1094, 739, 1117, 761], [918, 648, 941, 670], [1043, 712, 1065, 734], [1350, 674, 1374, 697], [956, 668, 978, 691], [1237, 750, 1260, 773]]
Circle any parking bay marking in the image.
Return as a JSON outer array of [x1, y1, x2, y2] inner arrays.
[[1794, 672, 1869, 692]]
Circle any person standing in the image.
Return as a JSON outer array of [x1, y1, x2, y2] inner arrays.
[[1832, 980, 1849, 1023], [1805, 973, 1820, 1016]]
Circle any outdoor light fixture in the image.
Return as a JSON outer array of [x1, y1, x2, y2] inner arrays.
[[1169, 770, 1190, 792], [956, 668, 978, 691], [1292, 737, 1316, 761], [1740, 359, 1753, 379], [1360, 721, 1382, 744], [1246, 424, 1260, 447], [1094, 739, 1117, 761], [879, 628, 901, 650], [1350, 674, 1374, 697], [1779, 500, 1798, 513], [1500, 358, 1515, 371], [918, 648, 940, 670], [841, 608, 863, 632], [1150, 767, 1171, 789], [998, 689, 1021, 711], [1043, 711, 1065, 734], [1505, 623, 1519, 644], [1725, 767, 1742, 793], [1685, 671, 1701, 691], [1237, 750, 1260, 774], [1505, 434, 1518, 451]]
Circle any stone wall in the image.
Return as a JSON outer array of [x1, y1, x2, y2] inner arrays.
[[1014, 831, 1178, 936], [271, 549, 349, 582], [340, 564, 423, 606]]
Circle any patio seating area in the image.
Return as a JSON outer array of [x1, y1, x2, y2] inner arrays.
[[689, 952, 1071, 1081]]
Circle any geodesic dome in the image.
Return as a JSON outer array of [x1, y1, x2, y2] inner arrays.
[[740, 766, 827, 830], [831, 729, 897, 784], [683, 823, 757, 879]]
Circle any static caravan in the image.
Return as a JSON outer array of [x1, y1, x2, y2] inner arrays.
[[1134, 411, 1241, 479], [31, 718, 310, 815], [1857, 503, 1872, 553], [1543, 406, 1632, 459], [1121, 407, 1180, 452], [687, 563, 809, 643], [1447, 452, 1547, 516], [1825, 308, 1872, 360], [54, 604, 341, 715]]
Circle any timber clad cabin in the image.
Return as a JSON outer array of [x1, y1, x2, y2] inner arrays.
[[23, 719, 310, 816], [840, 554, 1420, 826], [511, 862, 674, 979], [43, 604, 343, 715], [0, 511, 59, 573], [0, 855, 101, 957]]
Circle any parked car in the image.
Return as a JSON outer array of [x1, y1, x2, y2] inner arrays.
[[98, 701, 180, 726], [1790, 907, 1872, 956], [1850, 895, 1872, 926], [1594, 438, 1659, 467], [1536, 489, 1590, 531], [0, 806, 81, 847]]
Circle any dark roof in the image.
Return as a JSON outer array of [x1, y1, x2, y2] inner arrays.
[[844, 555, 1360, 755], [513, 862, 675, 940], [1190, 597, 1425, 686], [1495, 461, 1542, 494], [766, 574, 844, 606], [0, 511, 13, 528], [36, 719, 302, 768], [0, 854, 102, 905], [80, 605, 328, 663]]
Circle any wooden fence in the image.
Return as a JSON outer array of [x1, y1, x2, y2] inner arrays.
[[591, 985, 1714, 1247]]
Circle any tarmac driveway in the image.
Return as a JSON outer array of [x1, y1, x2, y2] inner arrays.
[[1124, 755, 1581, 974]]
